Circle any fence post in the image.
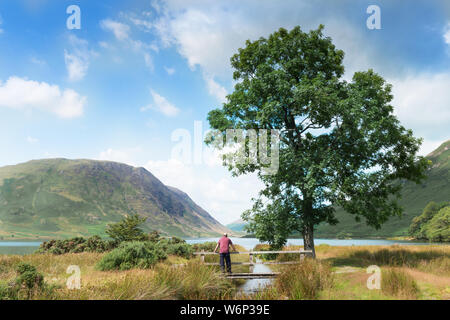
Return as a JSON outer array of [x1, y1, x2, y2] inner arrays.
[[300, 248, 304, 261], [201, 250, 205, 263], [249, 252, 254, 273]]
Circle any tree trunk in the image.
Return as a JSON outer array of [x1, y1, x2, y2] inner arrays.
[[302, 223, 316, 258]]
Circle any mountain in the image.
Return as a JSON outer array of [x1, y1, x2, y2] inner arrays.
[[316, 139, 450, 238], [0, 159, 230, 240], [226, 219, 247, 233]]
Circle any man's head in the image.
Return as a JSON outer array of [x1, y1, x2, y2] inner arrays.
[[223, 233, 228, 237]]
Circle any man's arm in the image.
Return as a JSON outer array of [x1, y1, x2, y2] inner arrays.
[[231, 242, 237, 252], [214, 242, 219, 253]]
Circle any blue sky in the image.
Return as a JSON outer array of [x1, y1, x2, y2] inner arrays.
[[0, 0, 449, 224]]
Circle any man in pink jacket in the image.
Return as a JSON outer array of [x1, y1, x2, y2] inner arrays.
[[214, 233, 237, 273]]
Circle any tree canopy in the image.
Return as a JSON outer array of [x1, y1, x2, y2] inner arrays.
[[409, 201, 450, 242], [206, 25, 429, 256], [106, 214, 148, 243]]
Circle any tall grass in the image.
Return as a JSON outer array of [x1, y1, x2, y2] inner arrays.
[[0, 253, 235, 300], [1, 244, 447, 300], [382, 268, 420, 299], [274, 259, 334, 300]]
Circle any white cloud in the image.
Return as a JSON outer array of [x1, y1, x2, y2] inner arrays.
[[141, 90, 180, 117], [30, 57, 46, 66], [97, 147, 141, 166], [0, 76, 86, 118], [418, 139, 447, 157], [64, 35, 93, 82], [164, 66, 175, 75], [144, 158, 263, 225], [100, 19, 130, 41], [390, 73, 450, 152], [65, 51, 88, 81], [444, 23, 450, 45], [26, 136, 38, 144], [144, 52, 154, 70], [149, 0, 380, 101], [204, 74, 227, 103], [98, 41, 110, 49], [129, 17, 153, 31], [100, 18, 157, 71]]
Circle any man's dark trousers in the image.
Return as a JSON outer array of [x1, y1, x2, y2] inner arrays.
[[220, 253, 231, 273]]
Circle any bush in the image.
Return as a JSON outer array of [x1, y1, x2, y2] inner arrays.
[[382, 268, 420, 299], [409, 201, 450, 241], [0, 281, 17, 300], [156, 238, 193, 259], [0, 263, 56, 300], [97, 241, 168, 271], [15, 263, 44, 299], [253, 244, 278, 260], [148, 230, 161, 242], [423, 206, 450, 242], [166, 243, 193, 259], [275, 259, 334, 300], [191, 242, 217, 252], [36, 236, 115, 255]]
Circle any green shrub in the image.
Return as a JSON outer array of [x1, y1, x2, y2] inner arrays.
[[167, 243, 193, 259], [147, 230, 161, 242], [0, 281, 18, 300], [191, 242, 217, 252], [169, 236, 185, 244], [423, 207, 450, 242], [97, 241, 168, 271], [36, 236, 115, 255], [0, 263, 56, 300], [156, 238, 193, 259], [253, 244, 278, 260], [409, 201, 450, 241]]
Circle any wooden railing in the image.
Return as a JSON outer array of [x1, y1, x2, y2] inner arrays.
[[194, 249, 313, 266]]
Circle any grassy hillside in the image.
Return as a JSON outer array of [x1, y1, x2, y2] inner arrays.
[[0, 159, 230, 240], [226, 219, 247, 232]]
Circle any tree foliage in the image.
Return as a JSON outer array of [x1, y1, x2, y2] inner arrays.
[[206, 25, 429, 254], [409, 201, 450, 242], [105, 214, 148, 243]]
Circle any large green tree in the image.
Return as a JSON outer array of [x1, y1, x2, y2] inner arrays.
[[206, 26, 429, 256]]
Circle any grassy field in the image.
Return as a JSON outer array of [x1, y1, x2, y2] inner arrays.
[[0, 244, 448, 300]]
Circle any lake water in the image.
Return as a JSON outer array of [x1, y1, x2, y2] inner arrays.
[[0, 238, 437, 255]]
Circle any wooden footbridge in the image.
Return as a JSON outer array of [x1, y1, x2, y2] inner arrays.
[[194, 249, 313, 279]]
